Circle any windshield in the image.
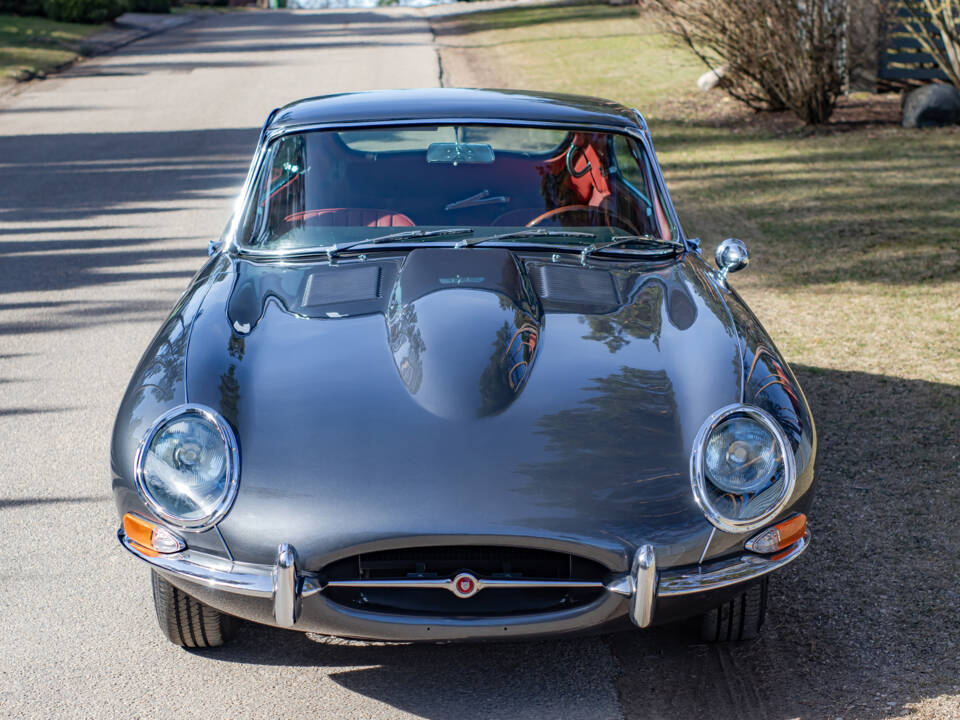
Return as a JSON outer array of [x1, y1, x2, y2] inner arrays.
[[237, 125, 678, 253]]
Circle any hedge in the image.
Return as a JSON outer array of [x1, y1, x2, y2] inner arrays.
[[42, 0, 124, 22]]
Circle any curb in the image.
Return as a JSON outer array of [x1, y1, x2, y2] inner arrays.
[[80, 12, 200, 57], [0, 11, 201, 97]]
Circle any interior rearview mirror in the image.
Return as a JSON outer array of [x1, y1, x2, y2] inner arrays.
[[427, 142, 495, 165]]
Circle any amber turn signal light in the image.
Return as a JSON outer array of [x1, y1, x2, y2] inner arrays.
[[745, 513, 806, 554], [123, 513, 185, 554]]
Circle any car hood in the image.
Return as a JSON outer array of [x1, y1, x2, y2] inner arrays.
[[187, 249, 742, 570]]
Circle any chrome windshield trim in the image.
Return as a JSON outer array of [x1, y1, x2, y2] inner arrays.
[[658, 532, 810, 597], [228, 118, 689, 255], [235, 239, 664, 262]]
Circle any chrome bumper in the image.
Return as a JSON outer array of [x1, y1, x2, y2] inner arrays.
[[118, 529, 809, 631]]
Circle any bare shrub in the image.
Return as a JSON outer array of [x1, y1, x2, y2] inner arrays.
[[897, 0, 960, 88], [651, 0, 847, 124]]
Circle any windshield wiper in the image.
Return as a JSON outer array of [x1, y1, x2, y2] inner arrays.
[[326, 227, 475, 257], [455, 228, 596, 248], [578, 235, 685, 265], [240, 228, 475, 260], [275, 227, 475, 260]]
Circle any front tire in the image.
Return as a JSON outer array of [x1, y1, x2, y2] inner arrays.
[[700, 577, 768, 642], [151, 570, 238, 648]]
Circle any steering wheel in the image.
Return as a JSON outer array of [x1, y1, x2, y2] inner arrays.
[[526, 205, 642, 237], [526, 205, 592, 226]]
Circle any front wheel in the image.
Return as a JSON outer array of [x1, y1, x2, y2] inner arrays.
[[151, 570, 238, 648], [700, 577, 768, 642]]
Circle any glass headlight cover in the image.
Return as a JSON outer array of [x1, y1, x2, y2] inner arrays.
[[704, 417, 779, 494], [690, 404, 796, 533], [135, 405, 239, 531]]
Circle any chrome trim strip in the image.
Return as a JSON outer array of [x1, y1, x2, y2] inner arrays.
[[229, 117, 689, 256], [120, 529, 614, 601], [689, 403, 798, 534], [121, 528, 268, 597], [325, 577, 612, 596], [273, 543, 301, 627], [605, 575, 634, 597], [133, 404, 241, 533], [629, 544, 656, 628], [659, 532, 809, 597], [222, 108, 277, 253], [119, 529, 323, 599], [215, 524, 234, 562], [121, 526, 809, 621], [698, 526, 717, 566]]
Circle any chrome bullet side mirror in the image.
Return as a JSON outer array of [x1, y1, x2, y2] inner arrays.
[[715, 238, 749, 284]]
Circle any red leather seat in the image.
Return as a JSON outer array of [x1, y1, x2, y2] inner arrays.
[[284, 209, 415, 227]]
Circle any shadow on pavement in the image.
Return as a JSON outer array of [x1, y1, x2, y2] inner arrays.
[[0, 494, 109, 509], [0, 127, 256, 225], [204, 627, 620, 719], [197, 365, 960, 719], [0, 126, 253, 306], [0, 407, 77, 417]]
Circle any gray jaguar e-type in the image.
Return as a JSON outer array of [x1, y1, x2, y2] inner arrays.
[[112, 88, 816, 648]]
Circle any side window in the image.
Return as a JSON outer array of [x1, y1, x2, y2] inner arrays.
[[611, 135, 676, 242], [263, 136, 307, 240], [612, 135, 650, 201], [236, 136, 309, 248], [236, 145, 275, 247]]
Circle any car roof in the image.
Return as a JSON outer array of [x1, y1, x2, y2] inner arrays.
[[268, 88, 645, 133]]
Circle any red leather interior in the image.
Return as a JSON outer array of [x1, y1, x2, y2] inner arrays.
[[284, 208, 415, 227], [540, 133, 611, 208], [652, 196, 671, 242], [274, 131, 667, 239]]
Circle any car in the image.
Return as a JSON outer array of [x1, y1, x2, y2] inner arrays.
[[112, 88, 816, 648]]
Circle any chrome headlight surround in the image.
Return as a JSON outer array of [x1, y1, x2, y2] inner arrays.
[[134, 404, 240, 533], [690, 403, 797, 533]]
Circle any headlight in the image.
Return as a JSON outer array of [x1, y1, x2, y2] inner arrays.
[[134, 404, 239, 531], [691, 404, 796, 533]]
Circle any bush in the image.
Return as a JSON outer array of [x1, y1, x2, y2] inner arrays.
[[0, 0, 46, 15], [126, 0, 170, 12], [652, 0, 846, 125], [42, 0, 124, 22]]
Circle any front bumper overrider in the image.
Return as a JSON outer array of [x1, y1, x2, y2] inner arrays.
[[118, 528, 810, 639]]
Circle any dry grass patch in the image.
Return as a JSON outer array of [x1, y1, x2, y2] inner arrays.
[[434, 2, 960, 386], [435, 5, 960, 717]]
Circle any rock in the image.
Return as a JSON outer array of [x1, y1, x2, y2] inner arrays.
[[697, 66, 727, 92], [902, 83, 960, 128]]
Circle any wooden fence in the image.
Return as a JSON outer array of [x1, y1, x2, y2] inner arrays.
[[879, 4, 956, 83]]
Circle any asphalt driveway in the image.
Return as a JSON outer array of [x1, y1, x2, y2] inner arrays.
[[0, 9, 630, 718]]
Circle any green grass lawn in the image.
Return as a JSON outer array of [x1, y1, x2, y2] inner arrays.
[[0, 13, 106, 82], [434, 3, 960, 385], [435, 10, 960, 714]]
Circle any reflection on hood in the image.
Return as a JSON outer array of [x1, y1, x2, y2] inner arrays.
[[386, 248, 542, 419], [222, 247, 710, 426]]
